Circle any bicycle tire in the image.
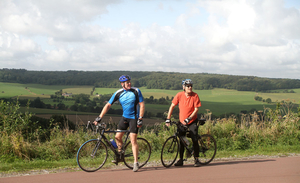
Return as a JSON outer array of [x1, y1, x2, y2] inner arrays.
[[161, 136, 179, 168], [77, 139, 108, 172], [197, 134, 217, 165], [123, 138, 151, 169]]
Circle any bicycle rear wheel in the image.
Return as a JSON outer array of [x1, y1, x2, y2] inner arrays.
[[197, 134, 217, 165], [77, 139, 108, 172], [123, 138, 151, 169], [161, 136, 179, 168]]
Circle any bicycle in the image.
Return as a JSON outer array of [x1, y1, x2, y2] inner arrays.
[[161, 119, 217, 167], [77, 121, 151, 172]]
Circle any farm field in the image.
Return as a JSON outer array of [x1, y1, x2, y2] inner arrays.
[[259, 88, 300, 103], [34, 114, 161, 126], [0, 82, 94, 98], [1, 82, 299, 117]]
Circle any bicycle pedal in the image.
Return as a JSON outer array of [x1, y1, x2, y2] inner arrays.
[[112, 159, 118, 165]]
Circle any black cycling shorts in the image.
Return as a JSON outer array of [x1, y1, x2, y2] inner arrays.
[[118, 117, 138, 134]]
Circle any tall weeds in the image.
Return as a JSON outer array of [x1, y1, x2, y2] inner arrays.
[[0, 100, 299, 163]]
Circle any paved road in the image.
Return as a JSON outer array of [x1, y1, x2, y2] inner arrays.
[[2, 156, 300, 183]]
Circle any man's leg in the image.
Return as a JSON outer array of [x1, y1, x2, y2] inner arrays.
[[189, 122, 199, 157], [174, 141, 184, 166], [175, 128, 185, 166], [130, 133, 138, 163], [189, 122, 201, 167], [130, 133, 140, 172], [115, 117, 127, 152], [115, 131, 125, 152]]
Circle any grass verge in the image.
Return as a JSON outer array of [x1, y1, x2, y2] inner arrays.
[[1, 145, 299, 177]]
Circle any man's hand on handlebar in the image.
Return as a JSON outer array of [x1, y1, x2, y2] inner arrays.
[[93, 116, 102, 125], [183, 117, 191, 125], [165, 119, 171, 127], [137, 118, 143, 128]]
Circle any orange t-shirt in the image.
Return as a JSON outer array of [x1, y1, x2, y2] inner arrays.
[[172, 91, 201, 125]]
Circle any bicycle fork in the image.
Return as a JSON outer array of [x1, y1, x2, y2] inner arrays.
[[90, 140, 102, 158]]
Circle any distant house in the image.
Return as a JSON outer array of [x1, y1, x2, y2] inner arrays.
[[62, 92, 73, 97]]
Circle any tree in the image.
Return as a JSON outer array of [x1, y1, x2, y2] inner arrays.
[[57, 103, 66, 110], [30, 97, 46, 108], [254, 96, 262, 101], [266, 98, 272, 103]]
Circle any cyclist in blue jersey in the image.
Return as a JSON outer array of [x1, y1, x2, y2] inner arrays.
[[94, 75, 145, 172]]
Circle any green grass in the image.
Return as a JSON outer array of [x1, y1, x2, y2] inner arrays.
[[0, 159, 78, 173], [216, 145, 300, 159]]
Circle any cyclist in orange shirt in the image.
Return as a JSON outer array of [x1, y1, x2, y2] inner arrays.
[[165, 79, 201, 167]]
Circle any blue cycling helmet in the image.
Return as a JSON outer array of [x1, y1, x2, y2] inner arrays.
[[182, 79, 193, 86], [119, 75, 131, 82]]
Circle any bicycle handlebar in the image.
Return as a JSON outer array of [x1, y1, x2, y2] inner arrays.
[[86, 121, 129, 133], [167, 118, 206, 125], [87, 121, 106, 131], [166, 118, 206, 130]]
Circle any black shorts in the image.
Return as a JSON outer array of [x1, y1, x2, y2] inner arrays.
[[118, 117, 138, 134]]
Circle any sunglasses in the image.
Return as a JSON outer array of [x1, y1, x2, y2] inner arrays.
[[185, 85, 193, 88]]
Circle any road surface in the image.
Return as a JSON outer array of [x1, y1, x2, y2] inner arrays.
[[1, 156, 300, 183]]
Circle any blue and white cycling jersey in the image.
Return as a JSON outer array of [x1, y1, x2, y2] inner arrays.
[[108, 87, 144, 119]]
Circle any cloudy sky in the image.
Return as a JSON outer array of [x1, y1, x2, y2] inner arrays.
[[1, 0, 300, 79]]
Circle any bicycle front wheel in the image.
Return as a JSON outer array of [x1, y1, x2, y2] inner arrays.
[[77, 139, 108, 172], [198, 134, 217, 165], [161, 136, 179, 168], [123, 138, 151, 169]]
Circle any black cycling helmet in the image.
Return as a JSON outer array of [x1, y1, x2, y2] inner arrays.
[[182, 79, 193, 86], [119, 75, 131, 82]]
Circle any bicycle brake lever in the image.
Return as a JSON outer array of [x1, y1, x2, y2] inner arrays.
[[86, 121, 90, 129]]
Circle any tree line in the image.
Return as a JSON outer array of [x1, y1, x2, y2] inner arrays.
[[1, 68, 300, 91]]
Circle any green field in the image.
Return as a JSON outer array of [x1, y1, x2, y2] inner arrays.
[[0, 82, 33, 98], [94, 87, 277, 116], [259, 88, 300, 103], [0, 82, 95, 98], [1, 82, 299, 116]]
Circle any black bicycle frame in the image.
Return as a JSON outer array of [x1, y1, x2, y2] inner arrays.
[[174, 121, 204, 157], [87, 121, 132, 159], [98, 128, 131, 159]]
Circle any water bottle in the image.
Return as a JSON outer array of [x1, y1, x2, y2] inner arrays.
[[182, 136, 189, 146], [110, 139, 118, 148]]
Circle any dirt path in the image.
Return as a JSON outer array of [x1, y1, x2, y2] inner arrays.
[[24, 88, 36, 95], [1, 156, 300, 183]]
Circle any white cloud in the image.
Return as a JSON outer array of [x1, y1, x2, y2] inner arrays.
[[0, 0, 299, 79]]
